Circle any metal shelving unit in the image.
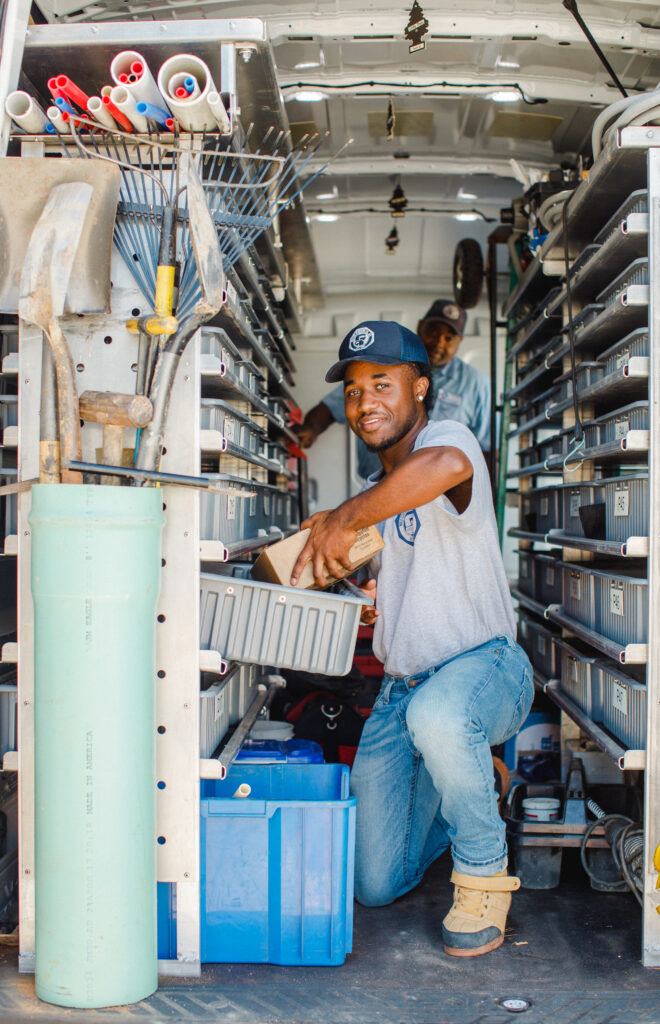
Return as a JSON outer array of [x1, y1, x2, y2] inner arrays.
[[0, 17, 313, 979], [505, 125, 660, 966]]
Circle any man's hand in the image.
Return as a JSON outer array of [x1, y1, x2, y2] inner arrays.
[[294, 402, 336, 449], [293, 423, 317, 448], [290, 508, 358, 587], [358, 578, 379, 625]]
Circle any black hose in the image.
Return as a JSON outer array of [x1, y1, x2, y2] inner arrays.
[[580, 813, 643, 904]]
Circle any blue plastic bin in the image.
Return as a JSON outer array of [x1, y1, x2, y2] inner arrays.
[[234, 738, 324, 764], [200, 763, 356, 965]]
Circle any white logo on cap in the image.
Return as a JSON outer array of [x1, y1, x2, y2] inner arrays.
[[443, 304, 460, 320], [348, 326, 375, 352]]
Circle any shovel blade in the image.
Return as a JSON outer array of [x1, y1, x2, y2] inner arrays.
[[0, 158, 120, 314], [183, 152, 226, 316], [19, 182, 94, 328]]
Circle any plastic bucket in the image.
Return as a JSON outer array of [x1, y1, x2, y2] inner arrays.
[[522, 797, 561, 821]]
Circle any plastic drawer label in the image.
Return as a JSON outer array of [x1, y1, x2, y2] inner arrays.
[[569, 575, 581, 600], [227, 495, 237, 521], [612, 682, 628, 716], [223, 416, 236, 443], [263, 493, 271, 515], [614, 418, 629, 439], [614, 489, 629, 517], [545, 566, 555, 586], [540, 497, 549, 516], [215, 689, 226, 722], [249, 495, 257, 517], [610, 583, 625, 617], [537, 635, 546, 654], [569, 658, 578, 683], [569, 495, 580, 517]]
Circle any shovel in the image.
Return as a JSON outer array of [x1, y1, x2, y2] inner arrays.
[[135, 152, 226, 474], [19, 182, 95, 484]]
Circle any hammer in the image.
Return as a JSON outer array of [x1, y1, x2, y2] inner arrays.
[[79, 390, 153, 484]]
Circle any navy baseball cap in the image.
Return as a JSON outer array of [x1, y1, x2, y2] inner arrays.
[[420, 299, 466, 336], [325, 321, 430, 383]]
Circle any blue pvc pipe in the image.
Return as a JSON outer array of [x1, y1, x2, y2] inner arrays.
[[30, 484, 164, 1008], [136, 101, 171, 127]]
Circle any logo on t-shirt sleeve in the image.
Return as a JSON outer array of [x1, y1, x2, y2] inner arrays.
[[395, 509, 420, 546]]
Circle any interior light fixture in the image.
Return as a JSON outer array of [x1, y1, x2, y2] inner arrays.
[[316, 186, 339, 201], [495, 57, 520, 69], [457, 187, 478, 201], [314, 213, 339, 223], [487, 89, 522, 103], [389, 183, 408, 217], [385, 226, 400, 254], [455, 212, 480, 222], [294, 48, 325, 71], [291, 89, 328, 102]]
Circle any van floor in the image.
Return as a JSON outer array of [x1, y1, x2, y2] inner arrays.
[[0, 852, 658, 1024]]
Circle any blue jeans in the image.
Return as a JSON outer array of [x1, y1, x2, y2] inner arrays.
[[350, 634, 533, 906]]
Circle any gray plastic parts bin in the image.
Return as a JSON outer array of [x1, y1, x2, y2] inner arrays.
[[200, 573, 367, 675]]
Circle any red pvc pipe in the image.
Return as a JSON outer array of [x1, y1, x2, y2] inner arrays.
[[119, 73, 129, 84], [101, 95, 134, 132], [130, 61, 143, 77], [47, 77, 66, 102], [55, 75, 90, 111], [165, 118, 175, 131], [175, 86, 188, 99]]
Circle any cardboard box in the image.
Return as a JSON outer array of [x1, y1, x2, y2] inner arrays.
[[251, 525, 384, 590]]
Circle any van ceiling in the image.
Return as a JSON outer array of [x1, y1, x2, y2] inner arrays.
[[36, 0, 660, 300]]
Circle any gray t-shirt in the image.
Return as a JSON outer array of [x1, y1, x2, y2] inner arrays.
[[366, 420, 515, 677]]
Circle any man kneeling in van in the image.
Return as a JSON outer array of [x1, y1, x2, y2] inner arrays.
[[290, 320, 532, 957]]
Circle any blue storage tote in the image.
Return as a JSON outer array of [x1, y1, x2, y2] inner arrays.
[[200, 763, 356, 965], [235, 738, 325, 763]]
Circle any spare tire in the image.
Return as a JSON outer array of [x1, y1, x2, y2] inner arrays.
[[453, 238, 484, 309]]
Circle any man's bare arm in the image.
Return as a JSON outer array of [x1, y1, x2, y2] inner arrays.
[[291, 445, 473, 586]]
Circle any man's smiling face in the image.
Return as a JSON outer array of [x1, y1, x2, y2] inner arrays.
[[343, 361, 428, 451]]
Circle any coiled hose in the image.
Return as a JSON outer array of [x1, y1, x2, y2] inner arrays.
[[581, 798, 644, 903], [592, 85, 660, 159], [536, 189, 574, 232]]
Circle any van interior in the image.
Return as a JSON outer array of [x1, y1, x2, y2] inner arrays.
[[0, 1, 659, 1021]]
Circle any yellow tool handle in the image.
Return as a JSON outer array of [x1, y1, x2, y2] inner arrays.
[[126, 314, 178, 336], [154, 264, 176, 317]]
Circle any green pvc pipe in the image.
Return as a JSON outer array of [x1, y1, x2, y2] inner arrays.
[[30, 484, 164, 1008]]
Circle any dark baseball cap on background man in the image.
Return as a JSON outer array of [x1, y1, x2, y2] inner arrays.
[[420, 300, 467, 336], [325, 321, 430, 383]]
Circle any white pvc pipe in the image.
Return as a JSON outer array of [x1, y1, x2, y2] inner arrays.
[[168, 72, 201, 100], [86, 95, 118, 130], [5, 90, 48, 133], [232, 784, 251, 799], [110, 49, 168, 111], [47, 105, 70, 134], [207, 91, 231, 134], [157, 53, 217, 132], [110, 85, 148, 133]]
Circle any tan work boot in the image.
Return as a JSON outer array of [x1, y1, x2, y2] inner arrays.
[[442, 868, 520, 957]]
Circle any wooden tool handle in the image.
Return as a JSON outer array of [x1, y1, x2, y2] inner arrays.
[[79, 391, 153, 427]]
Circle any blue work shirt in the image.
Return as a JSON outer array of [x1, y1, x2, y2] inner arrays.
[[322, 356, 491, 479]]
